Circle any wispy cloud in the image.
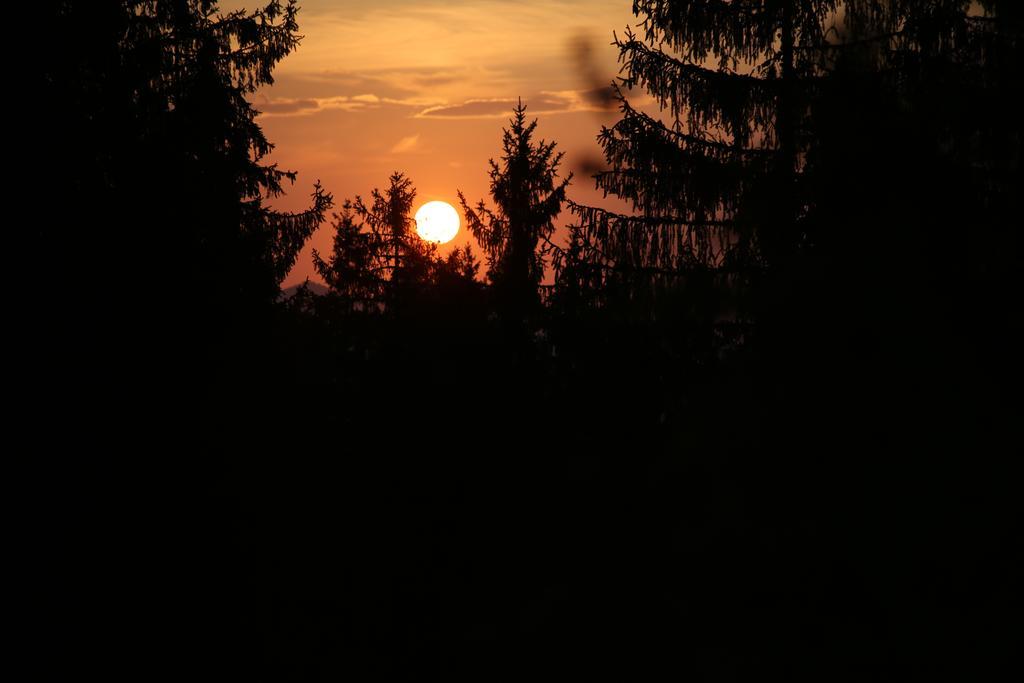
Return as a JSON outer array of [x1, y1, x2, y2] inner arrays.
[[224, 0, 632, 97], [253, 88, 614, 120], [416, 98, 519, 119], [292, 72, 421, 99], [415, 90, 616, 119], [253, 93, 436, 118], [390, 134, 420, 153], [257, 97, 321, 115]]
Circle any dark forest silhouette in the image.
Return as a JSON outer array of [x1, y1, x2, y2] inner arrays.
[[32, 2, 1019, 682]]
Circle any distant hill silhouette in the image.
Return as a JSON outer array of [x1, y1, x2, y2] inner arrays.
[[280, 281, 329, 299]]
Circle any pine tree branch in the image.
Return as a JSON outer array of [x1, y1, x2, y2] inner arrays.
[[615, 95, 776, 157], [566, 202, 735, 229]]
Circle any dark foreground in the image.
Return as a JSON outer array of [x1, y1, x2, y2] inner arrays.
[[34, 297, 1017, 683]]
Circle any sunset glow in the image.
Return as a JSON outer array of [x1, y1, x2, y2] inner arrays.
[[218, 0, 636, 287]]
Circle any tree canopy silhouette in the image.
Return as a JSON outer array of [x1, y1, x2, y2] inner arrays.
[[314, 172, 480, 313], [36, 0, 337, 422], [42, 0, 332, 311], [459, 100, 571, 323], [553, 1, 1021, 322]]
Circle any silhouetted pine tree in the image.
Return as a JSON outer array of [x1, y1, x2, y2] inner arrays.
[[356, 172, 440, 307], [459, 101, 571, 324], [440, 245, 482, 284], [42, 0, 332, 310], [554, 1, 1020, 322], [313, 202, 389, 310], [551, 0, 837, 317], [34, 4, 338, 679]]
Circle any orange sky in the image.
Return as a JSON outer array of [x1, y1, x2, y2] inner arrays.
[[220, 0, 642, 287]]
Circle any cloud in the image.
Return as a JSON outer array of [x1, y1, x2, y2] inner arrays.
[[390, 134, 420, 153], [416, 98, 520, 119], [305, 72, 421, 100], [253, 93, 433, 118], [412, 72, 462, 87], [253, 95, 360, 117], [223, 0, 636, 109], [307, 68, 475, 97], [415, 90, 613, 119], [254, 87, 623, 120], [538, 88, 618, 112], [256, 97, 321, 115]]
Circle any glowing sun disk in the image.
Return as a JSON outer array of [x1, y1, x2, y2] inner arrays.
[[415, 201, 460, 243]]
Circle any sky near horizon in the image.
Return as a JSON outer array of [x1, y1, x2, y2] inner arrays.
[[219, 0, 643, 286]]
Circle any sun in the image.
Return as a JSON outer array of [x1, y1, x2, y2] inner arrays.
[[415, 201, 460, 244]]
